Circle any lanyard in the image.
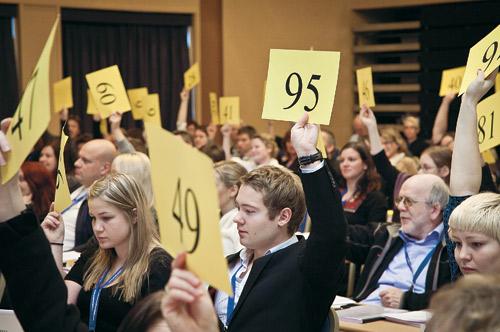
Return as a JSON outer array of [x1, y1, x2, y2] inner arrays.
[[61, 191, 88, 214], [88, 267, 123, 331], [403, 238, 441, 291], [226, 264, 244, 325]]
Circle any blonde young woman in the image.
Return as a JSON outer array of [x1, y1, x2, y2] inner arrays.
[[442, 68, 500, 281], [214, 161, 247, 256], [42, 172, 172, 332], [250, 134, 281, 169]]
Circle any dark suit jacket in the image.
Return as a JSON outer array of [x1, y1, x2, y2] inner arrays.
[[0, 211, 87, 332], [219, 164, 347, 332]]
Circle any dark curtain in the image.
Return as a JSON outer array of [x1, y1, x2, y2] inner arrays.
[[0, 7, 19, 120], [62, 9, 191, 133]]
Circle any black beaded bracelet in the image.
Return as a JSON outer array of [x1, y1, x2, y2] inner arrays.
[[50, 242, 64, 246]]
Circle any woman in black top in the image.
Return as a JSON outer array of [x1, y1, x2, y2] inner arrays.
[[42, 172, 172, 332], [337, 142, 387, 228]]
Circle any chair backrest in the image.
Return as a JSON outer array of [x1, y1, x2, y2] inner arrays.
[[320, 308, 340, 332]]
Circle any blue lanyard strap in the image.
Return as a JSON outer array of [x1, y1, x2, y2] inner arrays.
[[88, 267, 123, 331], [61, 191, 88, 214], [403, 238, 442, 290], [226, 264, 244, 325]]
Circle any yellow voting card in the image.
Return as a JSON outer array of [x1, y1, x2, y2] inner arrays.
[[54, 130, 71, 212], [184, 62, 200, 91], [209, 92, 220, 125], [145, 123, 231, 294], [496, 73, 500, 93], [439, 66, 466, 96], [482, 149, 496, 164], [86, 65, 131, 117], [53, 77, 73, 112], [460, 25, 500, 95], [142, 93, 162, 126], [476, 92, 500, 152], [219, 97, 240, 125], [262, 49, 340, 125], [127, 88, 148, 120], [356, 67, 376, 108], [86, 90, 98, 115], [1, 17, 59, 184]]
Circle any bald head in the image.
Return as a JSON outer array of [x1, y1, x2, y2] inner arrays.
[[74, 139, 117, 187], [84, 139, 117, 164]]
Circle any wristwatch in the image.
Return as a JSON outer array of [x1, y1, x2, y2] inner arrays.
[[298, 150, 323, 167]]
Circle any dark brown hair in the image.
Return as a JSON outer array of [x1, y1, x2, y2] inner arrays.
[[339, 142, 381, 195]]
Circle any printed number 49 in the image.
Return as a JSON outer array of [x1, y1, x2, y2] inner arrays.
[[283, 73, 321, 112], [172, 178, 200, 253]]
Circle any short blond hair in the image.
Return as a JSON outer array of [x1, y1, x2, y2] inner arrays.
[[112, 152, 154, 208], [214, 160, 248, 188], [427, 274, 500, 332], [402, 115, 420, 130], [240, 166, 306, 235], [449, 193, 500, 242], [380, 128, 408, 155], [252, 134, 278, 158]]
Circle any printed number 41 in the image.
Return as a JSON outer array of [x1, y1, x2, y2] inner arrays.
[[283, 73, 321, 112], [172, 178, 200, 253]]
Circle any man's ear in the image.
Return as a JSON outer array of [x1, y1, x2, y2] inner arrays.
[[101, 161, 112, 176], [276, 207, 292, 228]]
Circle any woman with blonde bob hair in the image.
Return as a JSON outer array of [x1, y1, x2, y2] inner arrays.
[[448, 193, 500, 275], [42, 172, 172, 332]]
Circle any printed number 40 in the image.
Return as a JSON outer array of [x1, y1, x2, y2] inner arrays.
[[283, 73, 321, 112], [172, 178, 200, 253]]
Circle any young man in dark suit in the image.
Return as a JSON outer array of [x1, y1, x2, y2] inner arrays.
[[214, 113, 347, 332]]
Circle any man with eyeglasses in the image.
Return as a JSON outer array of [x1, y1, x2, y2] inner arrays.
[[347, 173, 451, 310]]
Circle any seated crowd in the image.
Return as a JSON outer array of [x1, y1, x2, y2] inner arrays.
[[0, 68, 499, 332]]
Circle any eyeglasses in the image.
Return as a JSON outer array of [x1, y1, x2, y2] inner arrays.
[[395, 196, 429, 209]]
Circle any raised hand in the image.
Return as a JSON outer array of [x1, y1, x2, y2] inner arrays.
[[161, 253, 218, 332], [41, 203, 65, 243], [359, 104, 378, 130], [443, 92, 456, 104], [180, 89, 190, 103], [464, 68, 498, 104], [109, 111, 123, 132], [291, 112, 319, 157], [221, 124, 232, 138]]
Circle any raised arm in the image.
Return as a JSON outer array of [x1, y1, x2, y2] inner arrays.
[[41, 203, 65, 277], [176, 89, 190, 131], [359, 105, 383, 155], [109, 111, 136, 154], [291, 113, 346, 288], [432, 93, 455, 145], [450, 69, 497, 196], [221, 124, 233, 161], [360, 105, 400, 194]]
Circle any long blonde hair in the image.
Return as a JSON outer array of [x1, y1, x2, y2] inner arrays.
[[83, 172, 161, 303]]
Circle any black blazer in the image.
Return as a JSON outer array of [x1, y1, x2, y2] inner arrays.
[[219, 164, 347, 332]]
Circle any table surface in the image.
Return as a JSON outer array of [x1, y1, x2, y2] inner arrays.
[[340, 319, 421, 332]]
